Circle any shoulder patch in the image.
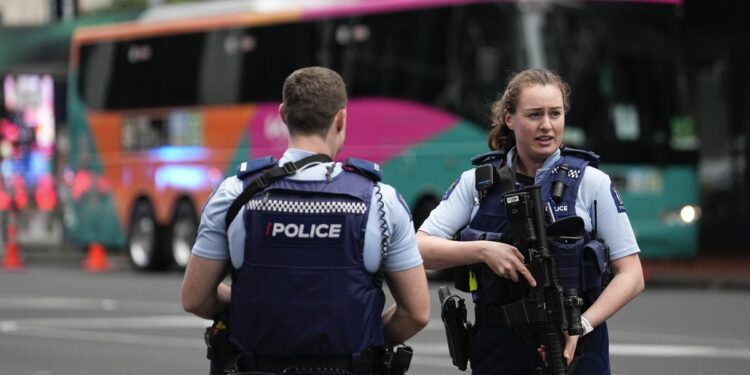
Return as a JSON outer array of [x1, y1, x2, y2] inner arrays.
[[442, 177, 461, 201], [236, 156, 277, 179], [561, 147, 600, 168], [344, 157, 382, 181], [471, 150, 506, 166], [610, 183, 626, 213]]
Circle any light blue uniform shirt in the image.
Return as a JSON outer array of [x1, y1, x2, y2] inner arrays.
[[419, 148, 640, 261], [193, 148, 423, 273]]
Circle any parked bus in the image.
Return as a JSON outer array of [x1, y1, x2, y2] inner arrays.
[[67, 0, 697, 270]]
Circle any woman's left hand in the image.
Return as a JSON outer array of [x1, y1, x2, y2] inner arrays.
[[537, 333, 580, 367], [563, 334, 580, 366]]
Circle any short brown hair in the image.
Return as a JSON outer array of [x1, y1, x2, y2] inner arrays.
[[488, 68, 571, 150], [282, 67, 347, 138]]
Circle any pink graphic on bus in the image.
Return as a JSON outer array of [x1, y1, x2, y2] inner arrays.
[[248, 98, 458, 162]]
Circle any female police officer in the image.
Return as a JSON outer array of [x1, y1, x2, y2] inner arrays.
[[417, 68, 644, 374]]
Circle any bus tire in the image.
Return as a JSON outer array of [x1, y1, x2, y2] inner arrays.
[[170, 200, 197, 270], [128, 200, 167, 271]]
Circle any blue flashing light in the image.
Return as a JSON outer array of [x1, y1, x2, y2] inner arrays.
[[155, 165, 208, 190], [148, 146, 208, 163]]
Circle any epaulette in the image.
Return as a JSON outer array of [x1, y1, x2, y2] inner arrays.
[[344, 158, 382, 182], [471, 150, 506, 166], [560, 146, 600, 168], [235, 156, 277, 179]]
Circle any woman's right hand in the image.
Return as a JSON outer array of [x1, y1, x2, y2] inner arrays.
[[479, 241, 537, 286]]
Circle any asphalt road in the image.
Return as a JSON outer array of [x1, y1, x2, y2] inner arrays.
[[1, 260, 750, 375]]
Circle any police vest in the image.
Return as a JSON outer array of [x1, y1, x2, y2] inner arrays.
[[460, 147, 610, 307], [228, 156, 386, 360]]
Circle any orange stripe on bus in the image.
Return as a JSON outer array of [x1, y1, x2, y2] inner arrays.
[[85, 106, 255, 228]]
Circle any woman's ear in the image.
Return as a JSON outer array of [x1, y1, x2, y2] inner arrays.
[[504, 109, 513, 131]]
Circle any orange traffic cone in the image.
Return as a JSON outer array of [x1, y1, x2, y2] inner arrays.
[[2, 241, 25, 271], [2, 214, 24, 271], [83, 242, 110, 272]]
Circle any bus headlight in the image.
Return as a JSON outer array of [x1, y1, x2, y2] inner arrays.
[[679, 205, 698, 224], [662, 205, 701, 225]]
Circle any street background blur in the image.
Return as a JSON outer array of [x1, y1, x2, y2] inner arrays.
[[1, 0, 750, 374]]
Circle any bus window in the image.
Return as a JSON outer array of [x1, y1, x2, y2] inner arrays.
[[80, 32, 204, 110], [335, 8, 451, 105], [541, 2, 696, 164], [444, 3, 522, 126], [238, 22, 318, 103]]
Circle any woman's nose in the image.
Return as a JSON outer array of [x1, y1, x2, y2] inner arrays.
[[540, 114, 553, 129]]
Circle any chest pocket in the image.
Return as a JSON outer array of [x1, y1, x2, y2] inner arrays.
[[546, 216, 610, 302]]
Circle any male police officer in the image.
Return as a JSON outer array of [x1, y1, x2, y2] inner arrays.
[[181, 67, 430, 374]]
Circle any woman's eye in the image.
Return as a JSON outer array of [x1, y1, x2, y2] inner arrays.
[[550, 111, 562, 119]]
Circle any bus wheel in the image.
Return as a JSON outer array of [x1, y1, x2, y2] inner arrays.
[[170, 201, 197, 270], [128, 201, 165, 271]]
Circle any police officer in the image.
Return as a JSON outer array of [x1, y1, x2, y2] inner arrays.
[[417, 69, 645, 374], [181, 67, 430, 374]]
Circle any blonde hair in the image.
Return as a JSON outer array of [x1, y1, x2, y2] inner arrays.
[[488, 68, 571, 150]]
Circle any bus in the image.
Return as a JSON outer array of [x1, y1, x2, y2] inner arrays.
[[67, 0, 698, 271]]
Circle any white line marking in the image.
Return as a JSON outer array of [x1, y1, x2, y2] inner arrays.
[[610, 329, 750, 347], [1, 315, 210, 330], [0, 296, 180, 312], [1, 325, 205, 349], [610, 343, 750, 359]]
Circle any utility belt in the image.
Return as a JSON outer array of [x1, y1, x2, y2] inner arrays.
[[205, 314, 412, 375], [237, 347, 412, 375]]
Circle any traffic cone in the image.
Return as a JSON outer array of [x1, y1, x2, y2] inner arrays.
[[82, 242, 110, 272], [2, 241, 24, 271], [2, 215, 24, 271]]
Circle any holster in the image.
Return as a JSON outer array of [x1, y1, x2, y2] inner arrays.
[[205, 312, 239, 375], [383, 345, 413, 375], [438, 286, 472, 371]]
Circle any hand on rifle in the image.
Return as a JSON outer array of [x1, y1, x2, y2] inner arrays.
[[479, 241, 537, 287], [537, 334, 581, 367]]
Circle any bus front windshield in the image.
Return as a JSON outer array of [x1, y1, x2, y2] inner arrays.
[[537, 2, 696, 165]]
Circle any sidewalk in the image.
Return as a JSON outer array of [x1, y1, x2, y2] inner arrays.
[[643, 253, 750, 290]]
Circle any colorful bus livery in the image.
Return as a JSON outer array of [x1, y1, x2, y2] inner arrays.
[[67, 0, 697, 270], [68, 5, 486, 269]]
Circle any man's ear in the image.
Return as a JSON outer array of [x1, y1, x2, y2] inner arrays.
[[278, 103, 287, 124], [336, 109, 346, 132]]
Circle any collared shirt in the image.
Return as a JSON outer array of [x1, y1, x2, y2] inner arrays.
[[193, 148, 423, 272], [419, 147, 640, 261]]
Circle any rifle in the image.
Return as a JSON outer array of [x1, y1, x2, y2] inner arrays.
[[501, 185, 583, 375]]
